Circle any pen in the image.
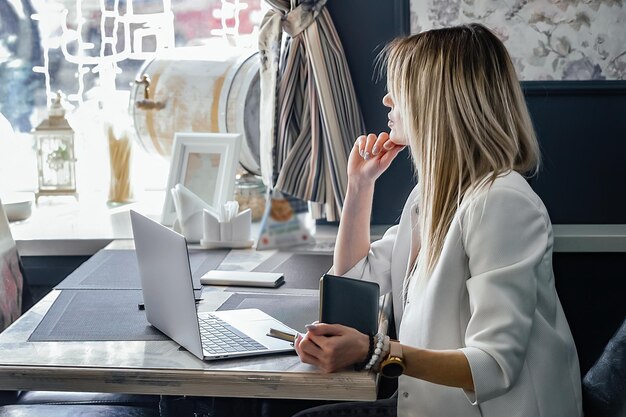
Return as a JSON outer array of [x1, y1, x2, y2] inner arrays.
[[267, 327, 298, 343]]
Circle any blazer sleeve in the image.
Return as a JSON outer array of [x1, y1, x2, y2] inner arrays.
[[333, 224, 398, 295], [458, 186, 549, 404]]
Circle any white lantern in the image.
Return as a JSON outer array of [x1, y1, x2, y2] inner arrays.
[[33, 92, 77, 201]]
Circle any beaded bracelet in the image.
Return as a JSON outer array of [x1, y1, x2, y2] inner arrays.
[[364, 332, 386, 371], [354, 333, 375, 371], [372, 336, 391, 372]]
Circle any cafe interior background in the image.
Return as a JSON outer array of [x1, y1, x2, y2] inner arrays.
[[0, 0, 625, 387], [1, 0, 624, 201]]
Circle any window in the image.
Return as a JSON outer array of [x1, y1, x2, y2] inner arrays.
[[0, 0, 264, 195]]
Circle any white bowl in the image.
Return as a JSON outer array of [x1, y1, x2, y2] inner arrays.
[[1, 193, 34, 222]]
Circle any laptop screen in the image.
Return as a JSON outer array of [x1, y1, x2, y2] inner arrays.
[[130, 210, 204, 359]]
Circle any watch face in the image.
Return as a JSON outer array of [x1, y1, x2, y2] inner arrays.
[[381, 362, 404, 378]]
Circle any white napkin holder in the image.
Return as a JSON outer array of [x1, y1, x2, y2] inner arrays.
[[170, 183, 253, 248], [170, 184, 210, 243], [201, 206, 254, 249]]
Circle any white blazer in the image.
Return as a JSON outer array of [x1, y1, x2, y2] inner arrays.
[[342, 171, 583, 417]]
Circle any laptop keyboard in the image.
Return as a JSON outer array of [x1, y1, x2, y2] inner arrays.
[[198, 314, 267, 355]]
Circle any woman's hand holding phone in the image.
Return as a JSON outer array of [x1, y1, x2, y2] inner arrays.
[[294, 322, 370, 373]]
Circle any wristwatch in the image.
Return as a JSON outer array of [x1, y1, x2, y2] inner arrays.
[[380, 342, 405, 378]]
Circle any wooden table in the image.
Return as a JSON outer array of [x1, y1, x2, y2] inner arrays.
[[0, 246, 382, 401]]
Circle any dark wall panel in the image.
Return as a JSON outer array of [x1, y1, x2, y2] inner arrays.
[[553, 252, 626, 375], [327, 0, 415, 225], [524, 81, 626, 224]]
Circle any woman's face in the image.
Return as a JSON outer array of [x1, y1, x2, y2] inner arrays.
[[382, 92, 407, 145]]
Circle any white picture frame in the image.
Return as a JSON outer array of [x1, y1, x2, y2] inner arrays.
[[161, 132, 242, 226]]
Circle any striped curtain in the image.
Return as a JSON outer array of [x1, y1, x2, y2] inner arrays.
[[258, 0, 365, 221]]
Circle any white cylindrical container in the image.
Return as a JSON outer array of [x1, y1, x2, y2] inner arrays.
[[129, 45, 261, 175]]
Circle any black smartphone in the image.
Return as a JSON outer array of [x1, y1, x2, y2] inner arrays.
[[319, 274, 379, 335]]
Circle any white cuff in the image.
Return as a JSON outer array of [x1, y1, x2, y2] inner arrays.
[[459, 346, 510, 405]]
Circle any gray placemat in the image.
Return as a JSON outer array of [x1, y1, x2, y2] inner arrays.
[[56, 249, 229, 290], [29, 290, 168, 342], [253, 253, 333, 289], [218, 293, 319, 333]]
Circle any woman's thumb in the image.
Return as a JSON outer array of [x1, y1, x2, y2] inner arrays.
[[305, 322, 343, 336]]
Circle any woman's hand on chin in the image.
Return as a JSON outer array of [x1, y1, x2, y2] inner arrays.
[[348, 132, 405, 186]]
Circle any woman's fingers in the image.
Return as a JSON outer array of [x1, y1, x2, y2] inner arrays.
[[355, 132, 399, 161], [372, 132, 391, 156], [295, 325, 373, 373], [294, 334, 315, 363], [295, 333, 324, 359], [305, 322, 346, 336], [363, 133, 377, 160], [355, 135, 366, 158], [380, 144, 405, 166], [295, 333, 337, 371], [348, 133, 403, 183]]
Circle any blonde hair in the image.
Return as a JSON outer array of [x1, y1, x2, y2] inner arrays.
[[383, 23, 540, 274]]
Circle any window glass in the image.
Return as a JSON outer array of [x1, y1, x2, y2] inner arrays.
[[0, 0, 263, 194]]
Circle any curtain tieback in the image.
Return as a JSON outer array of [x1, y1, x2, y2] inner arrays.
[[281, 0, 328, 38]]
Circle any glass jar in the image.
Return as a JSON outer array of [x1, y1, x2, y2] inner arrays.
[[234, 173, 266, 222]]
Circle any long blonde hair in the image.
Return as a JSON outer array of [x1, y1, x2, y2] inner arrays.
[[383, 23, 540, 274]]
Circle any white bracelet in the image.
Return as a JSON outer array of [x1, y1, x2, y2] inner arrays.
[[364, 332, 386, 371], [373, 336, 391, 372]]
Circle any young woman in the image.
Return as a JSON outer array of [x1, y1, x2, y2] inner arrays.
[[293, 23, 582, 417]]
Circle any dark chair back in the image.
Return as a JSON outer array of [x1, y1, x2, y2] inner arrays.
[[582, 318, 626, 417]]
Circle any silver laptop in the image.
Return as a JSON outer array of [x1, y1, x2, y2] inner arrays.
[[129, 210, 295, 360]]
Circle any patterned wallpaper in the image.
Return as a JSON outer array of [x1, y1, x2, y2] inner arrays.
[[409, 0, 626, 80]]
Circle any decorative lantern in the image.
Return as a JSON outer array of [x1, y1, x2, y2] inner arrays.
[[33, 92, 77, 201]]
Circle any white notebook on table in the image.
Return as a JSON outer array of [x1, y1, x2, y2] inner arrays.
[[200, 270, 284, 288]]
